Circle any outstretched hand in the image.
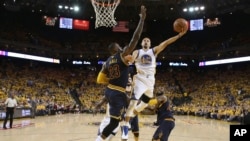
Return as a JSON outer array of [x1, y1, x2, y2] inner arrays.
[[178, 28, 188, 38], [139, 5, 146, 20]]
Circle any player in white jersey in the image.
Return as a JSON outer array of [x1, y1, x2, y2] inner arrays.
[[122, 29, 187, 139]]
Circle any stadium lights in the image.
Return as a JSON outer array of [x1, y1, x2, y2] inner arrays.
[[0, 50, 60, 64], [183, 6, 205, 13], [74, 6, 79, 12], [199, 56, 250, 66], [58, 4, 80, 12]]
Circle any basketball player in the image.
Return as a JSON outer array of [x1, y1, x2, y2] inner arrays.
[[94, 76, 140, 141], [152, 93, 175, 141], [122, 27, 187, 139], [95, 5, 146, 141]]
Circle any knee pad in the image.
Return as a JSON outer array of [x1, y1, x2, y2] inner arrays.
[[102, 117, 120, 138], [98, 117, 111, 134], [112, 122, 120, 134], [140, 94, 151, 103]]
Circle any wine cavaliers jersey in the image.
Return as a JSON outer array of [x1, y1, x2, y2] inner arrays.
[[105, 53, 129, 92]]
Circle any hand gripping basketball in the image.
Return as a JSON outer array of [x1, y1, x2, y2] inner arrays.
[[173, 18, 188, 33]]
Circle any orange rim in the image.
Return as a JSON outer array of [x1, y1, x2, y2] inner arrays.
[[92, 0, 120, 7]]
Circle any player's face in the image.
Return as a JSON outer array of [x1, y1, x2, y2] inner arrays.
[[156, 95, 166, 104], [141, 38, 151, 49]]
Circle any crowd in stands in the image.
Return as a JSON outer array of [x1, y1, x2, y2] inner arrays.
[[0, 58, 249, 124]]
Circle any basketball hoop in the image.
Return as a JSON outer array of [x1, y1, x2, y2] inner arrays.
[[91, 0, 121, 28]]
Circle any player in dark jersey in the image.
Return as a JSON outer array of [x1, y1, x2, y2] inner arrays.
[[152, 92, 175, 141], [95, 5, 146, 141]]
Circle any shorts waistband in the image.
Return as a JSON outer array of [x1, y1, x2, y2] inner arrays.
[[164, 118, 175, 122], [107, 84, 126, 93], [137, 73, 154, 78]]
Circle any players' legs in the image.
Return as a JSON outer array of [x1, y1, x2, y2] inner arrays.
[[97, 89, 127, 141], [152, 120, 175, 141], [96, 117, 120, 141], [122, 79, 146, 139], [134, 88, 154, 113], [97, 116, 120, 141], [130, 115, 139, 141], [134, 75, 155, 114], [124, 99, 137, 119], [98, 117, 110, 136], [120, 115, 140, 141], [133, 131, 140, 141], [105, 118, 120, 141], [125, 77, 147, 118]]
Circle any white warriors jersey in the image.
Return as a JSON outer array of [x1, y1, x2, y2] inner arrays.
[[135, 48, 156, 75]]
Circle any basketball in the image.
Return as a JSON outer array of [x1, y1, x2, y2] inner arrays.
[[173, 18, 188, 33]]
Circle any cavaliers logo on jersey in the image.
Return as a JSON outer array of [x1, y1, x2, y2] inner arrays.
[[141, 54, 152, 65]]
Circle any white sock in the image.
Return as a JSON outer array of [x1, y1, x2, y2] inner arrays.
[[95, 135, 104, 141]]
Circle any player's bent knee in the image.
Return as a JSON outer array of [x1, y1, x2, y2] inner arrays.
[[102, 117, 120, 138]]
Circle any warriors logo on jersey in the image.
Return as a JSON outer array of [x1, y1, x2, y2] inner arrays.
[[141, 54, 152, 65]]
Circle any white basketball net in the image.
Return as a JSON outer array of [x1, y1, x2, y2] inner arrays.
[[91, 0, 120, 28]]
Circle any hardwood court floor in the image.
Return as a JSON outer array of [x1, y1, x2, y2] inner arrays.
[[0, 113, 236, 141]]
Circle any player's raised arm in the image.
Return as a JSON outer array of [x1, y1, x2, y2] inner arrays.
[[123, 5, 146, 56], [154, 18, 188, 55], [154, 29, 187, 56]]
